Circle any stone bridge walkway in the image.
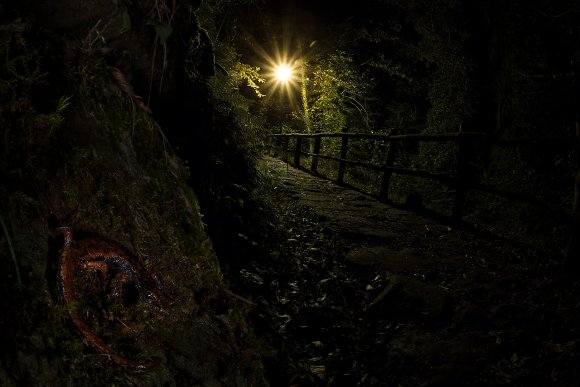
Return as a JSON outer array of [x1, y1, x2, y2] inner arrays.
[[242, 157, 579, 386], [265, 157, 517, 280]]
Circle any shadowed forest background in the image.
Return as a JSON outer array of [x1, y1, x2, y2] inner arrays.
[[1, 0, 579, 385]]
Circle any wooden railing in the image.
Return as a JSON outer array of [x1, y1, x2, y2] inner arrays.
[[267, 130, 580, 230]]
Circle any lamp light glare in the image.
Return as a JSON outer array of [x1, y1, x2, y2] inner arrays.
[[275, 64, 293, 83]]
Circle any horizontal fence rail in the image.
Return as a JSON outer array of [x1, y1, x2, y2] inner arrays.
[[267, 130, 580, 226]]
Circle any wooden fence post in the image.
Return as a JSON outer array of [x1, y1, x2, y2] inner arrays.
[[378, 139, 398, 201], [337, 128, 349, 184], [311, 136, 321, 173], [280, 136, 289, 163], [266, 135, 272, 156], [293, 136, 302, 167], [452, 138, 469, 222], [566, 122, 580, 268]]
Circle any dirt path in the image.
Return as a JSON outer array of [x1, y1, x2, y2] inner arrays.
[[240, 157, 580, 386]]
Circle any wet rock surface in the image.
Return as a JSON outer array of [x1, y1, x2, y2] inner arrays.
[[231, 157, 580, 386]]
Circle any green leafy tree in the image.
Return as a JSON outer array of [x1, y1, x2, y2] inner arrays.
[[194, 0, 268, 155], [308, 51, 372, 133]]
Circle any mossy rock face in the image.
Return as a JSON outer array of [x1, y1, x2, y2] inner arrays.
[[0, 3, 263, 386]]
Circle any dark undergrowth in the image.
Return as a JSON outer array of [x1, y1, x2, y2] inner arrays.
[[226, 158, 580, 386]]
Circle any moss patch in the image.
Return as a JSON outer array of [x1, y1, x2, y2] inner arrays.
[[0, 6, 264, 385]]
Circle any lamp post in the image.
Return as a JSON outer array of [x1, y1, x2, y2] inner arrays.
[[273, 60, 312, 134], [272, 56, 314, 155], [272, 62, 293, 136]]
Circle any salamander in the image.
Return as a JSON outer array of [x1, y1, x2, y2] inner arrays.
[[54, 226, 169, 370]]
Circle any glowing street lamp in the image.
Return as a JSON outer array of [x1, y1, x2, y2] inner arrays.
[[274, 64, 293, 83], [258, 41, 315, 136], [269, 60, 299, 121], [271, 61, 297, 91], [268, 59, 312, 135]]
